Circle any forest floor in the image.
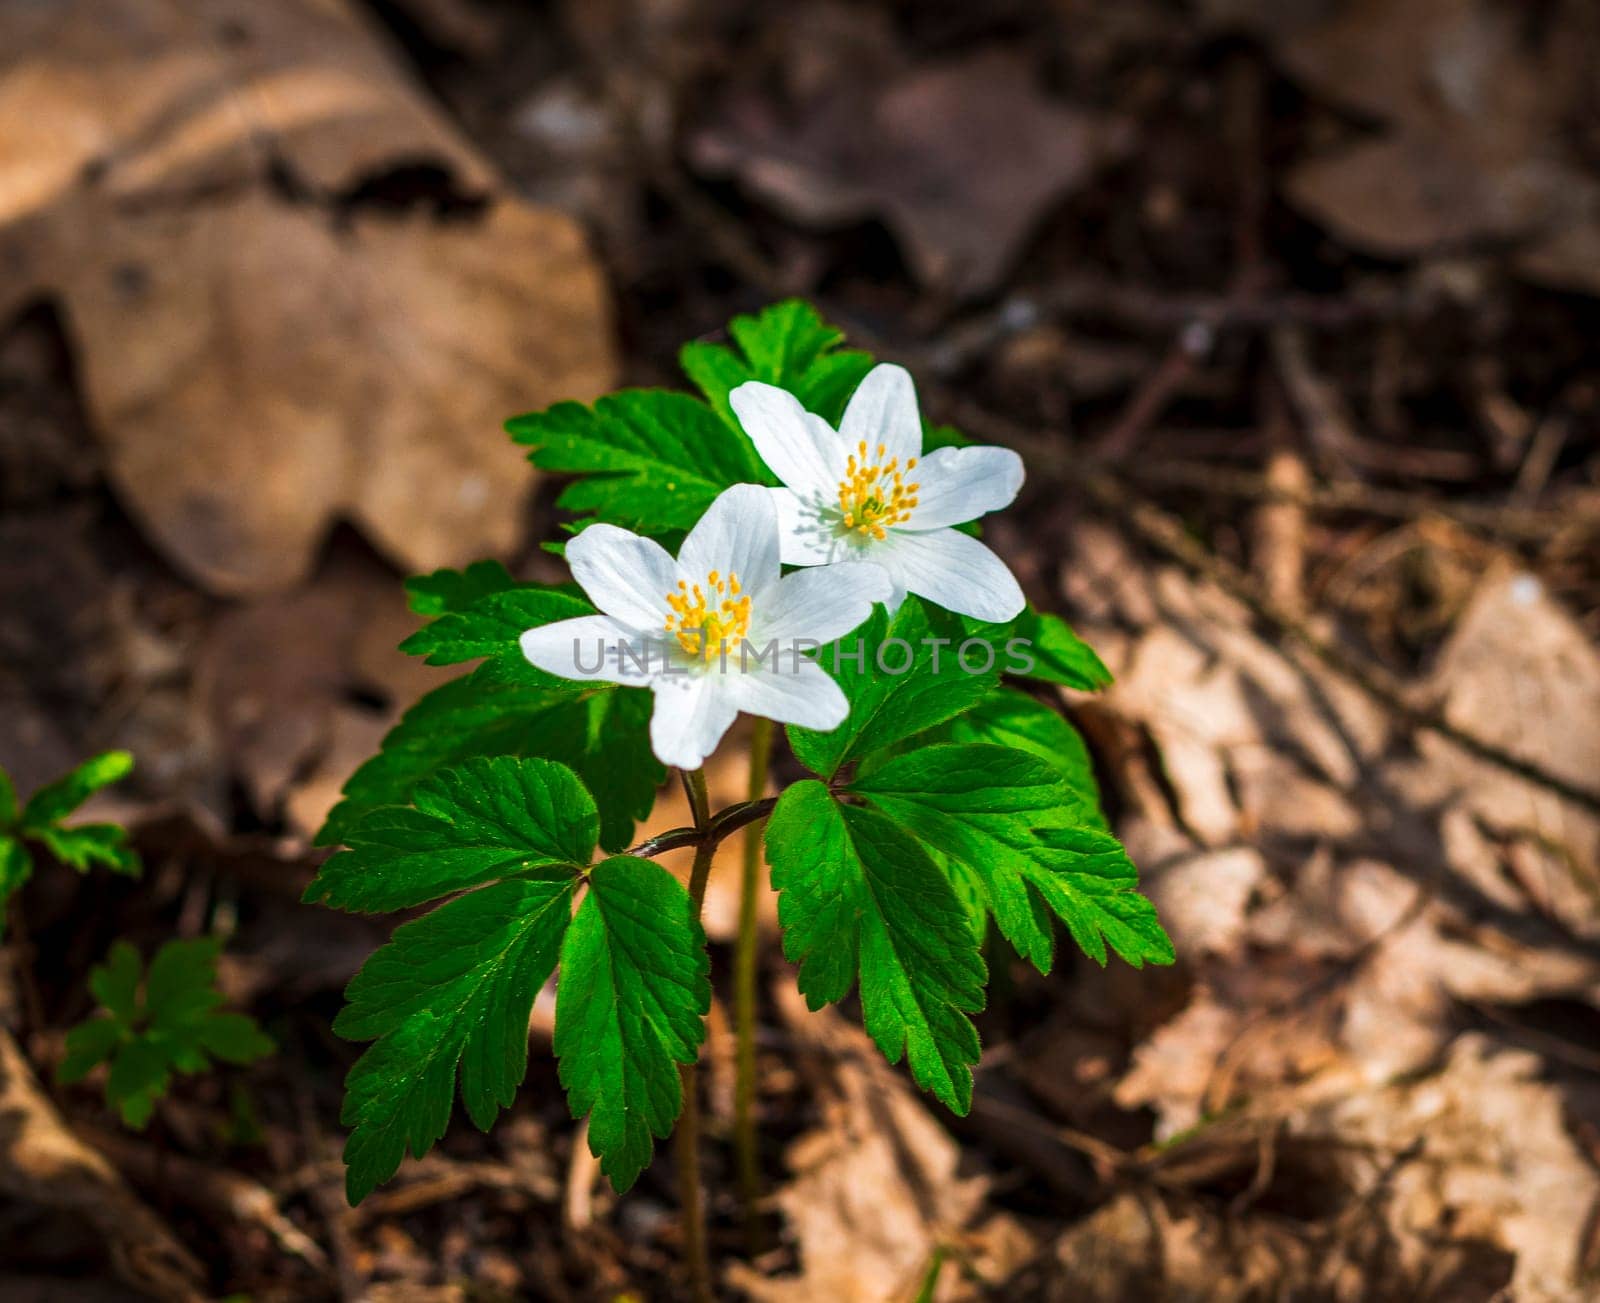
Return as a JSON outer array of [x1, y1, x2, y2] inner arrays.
[[2, 0, 1599, 1299]]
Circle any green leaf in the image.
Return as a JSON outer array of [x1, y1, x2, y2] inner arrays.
[[66, 938, 273, 1131], [971, 608, 1112, 691], [336, 869, 577, 1204], [398, 588, 593, 667], [107, 1038, 171, 1128], [34, 824, 141, 876], [89, 941, 142, 1023], [765, 781, 985, 1113], [1030, 827, 1175, 969], [0, 836, 33, 928], [307, 756, 599, 913], [851, 744, 1168, 972], [57, 1016, 123, 1083], [406, 560, 520, 617], [198, 1013, 276, 1064], [681, 299, 874, 430], [555, 856, 710, 1192], [145, 938, 227, 1026], [316, 663, 661, 854], [0, 768, 16, 827], [20, 751, 133, 829], [849, 745, 1081, 972], [508, 390, 768, 537], [929, 687, 1106, 829], [788, 599, 997, 780]]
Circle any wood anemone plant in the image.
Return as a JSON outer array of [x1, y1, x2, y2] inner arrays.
[[305, 301, 1173, 1298]]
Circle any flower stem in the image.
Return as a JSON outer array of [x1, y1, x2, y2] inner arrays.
[[678, 766, 714, 1303], [733, 716, 772, 1253]]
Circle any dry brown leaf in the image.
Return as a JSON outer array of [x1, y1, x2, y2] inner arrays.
[[1405, 566, 1600, 937], [1214, 0, 1600, 294], [728, 982, 1012, 1302], [0, 0, 615, 594], [199, 544, 447, 836], [689, 10, 1128, 296]]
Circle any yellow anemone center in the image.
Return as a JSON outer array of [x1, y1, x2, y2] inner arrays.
[[837, 441, 920, 541], [664, 569, 752, 662]]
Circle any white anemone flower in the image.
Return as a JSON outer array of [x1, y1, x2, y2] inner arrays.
[[730, 363, 1026, 623], [519, 484, 890, 770]]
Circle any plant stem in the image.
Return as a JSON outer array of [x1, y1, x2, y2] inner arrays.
[[678, 766, 714, 1303], [732, 716, 772, 1253]]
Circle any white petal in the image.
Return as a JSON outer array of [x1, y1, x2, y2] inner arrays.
[[840, 363, 922, 467], [649, 675, 740, 770], [726, 659, 848, 731], [769, 486, 850, 566], [520, 615, 661, 685], [730, 382, 847, 496], [875, 528, 1025, 622], [565, 525, 678, 628], [905, 445, 1024, 530], [678, 483, 781, 595], [756, 562, 891, 648]]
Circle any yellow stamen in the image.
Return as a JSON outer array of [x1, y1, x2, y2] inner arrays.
[[663, 568, 752, 662], [835, 442, 920, 541]]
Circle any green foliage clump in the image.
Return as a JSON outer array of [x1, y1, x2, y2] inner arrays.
[[59, 938, 274, 1128]]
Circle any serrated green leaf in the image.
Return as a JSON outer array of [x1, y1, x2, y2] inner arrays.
[[0, 768, 16, 828], [337, 869, 577, 1203], [966, 607, 1112, 691], [852, 744, 1168, 972], [507, 390, 768, 537], [316, 663, 660, 854], [930, 687, 1106, 828], [308, 757, 599, 913], [555, 856, 710, 1193], [57, 1017, 123, 1083], [34, 824, 141, 876], [1030, 827, 1175, 968], [681, 300, 874, 430], [398, 588, 593, 667], [406, 560, 520, 617], [765, 781, 985, 1113], [788, 599, 996, 780], [20, 751, 133, 829], [850, 744, 1081, 972]]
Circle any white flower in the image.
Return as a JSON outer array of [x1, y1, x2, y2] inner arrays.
[[519, 484, 890, 770], [729, 363, 1026, 623]]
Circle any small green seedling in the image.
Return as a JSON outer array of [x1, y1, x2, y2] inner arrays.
[[0, 751, 142, 929], [59, 937, 274, 1128], [306, 302, 1175, 1289]]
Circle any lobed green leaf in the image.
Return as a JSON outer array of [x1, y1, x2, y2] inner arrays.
[[405, 560, 520, 617], [680, 299, 874, 431], [20, 751, 134, 829], [316, 663, 660, 854], [63, 938, 272, 1130], [307, 756, 600, 913], [337, 869, 577, 1203], [555, 856, 711, 1192], [765, 781, 985, 1114], [398, 587, 593, 667], [788, 599, 996, 780], [508, 390, 768, 537]]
